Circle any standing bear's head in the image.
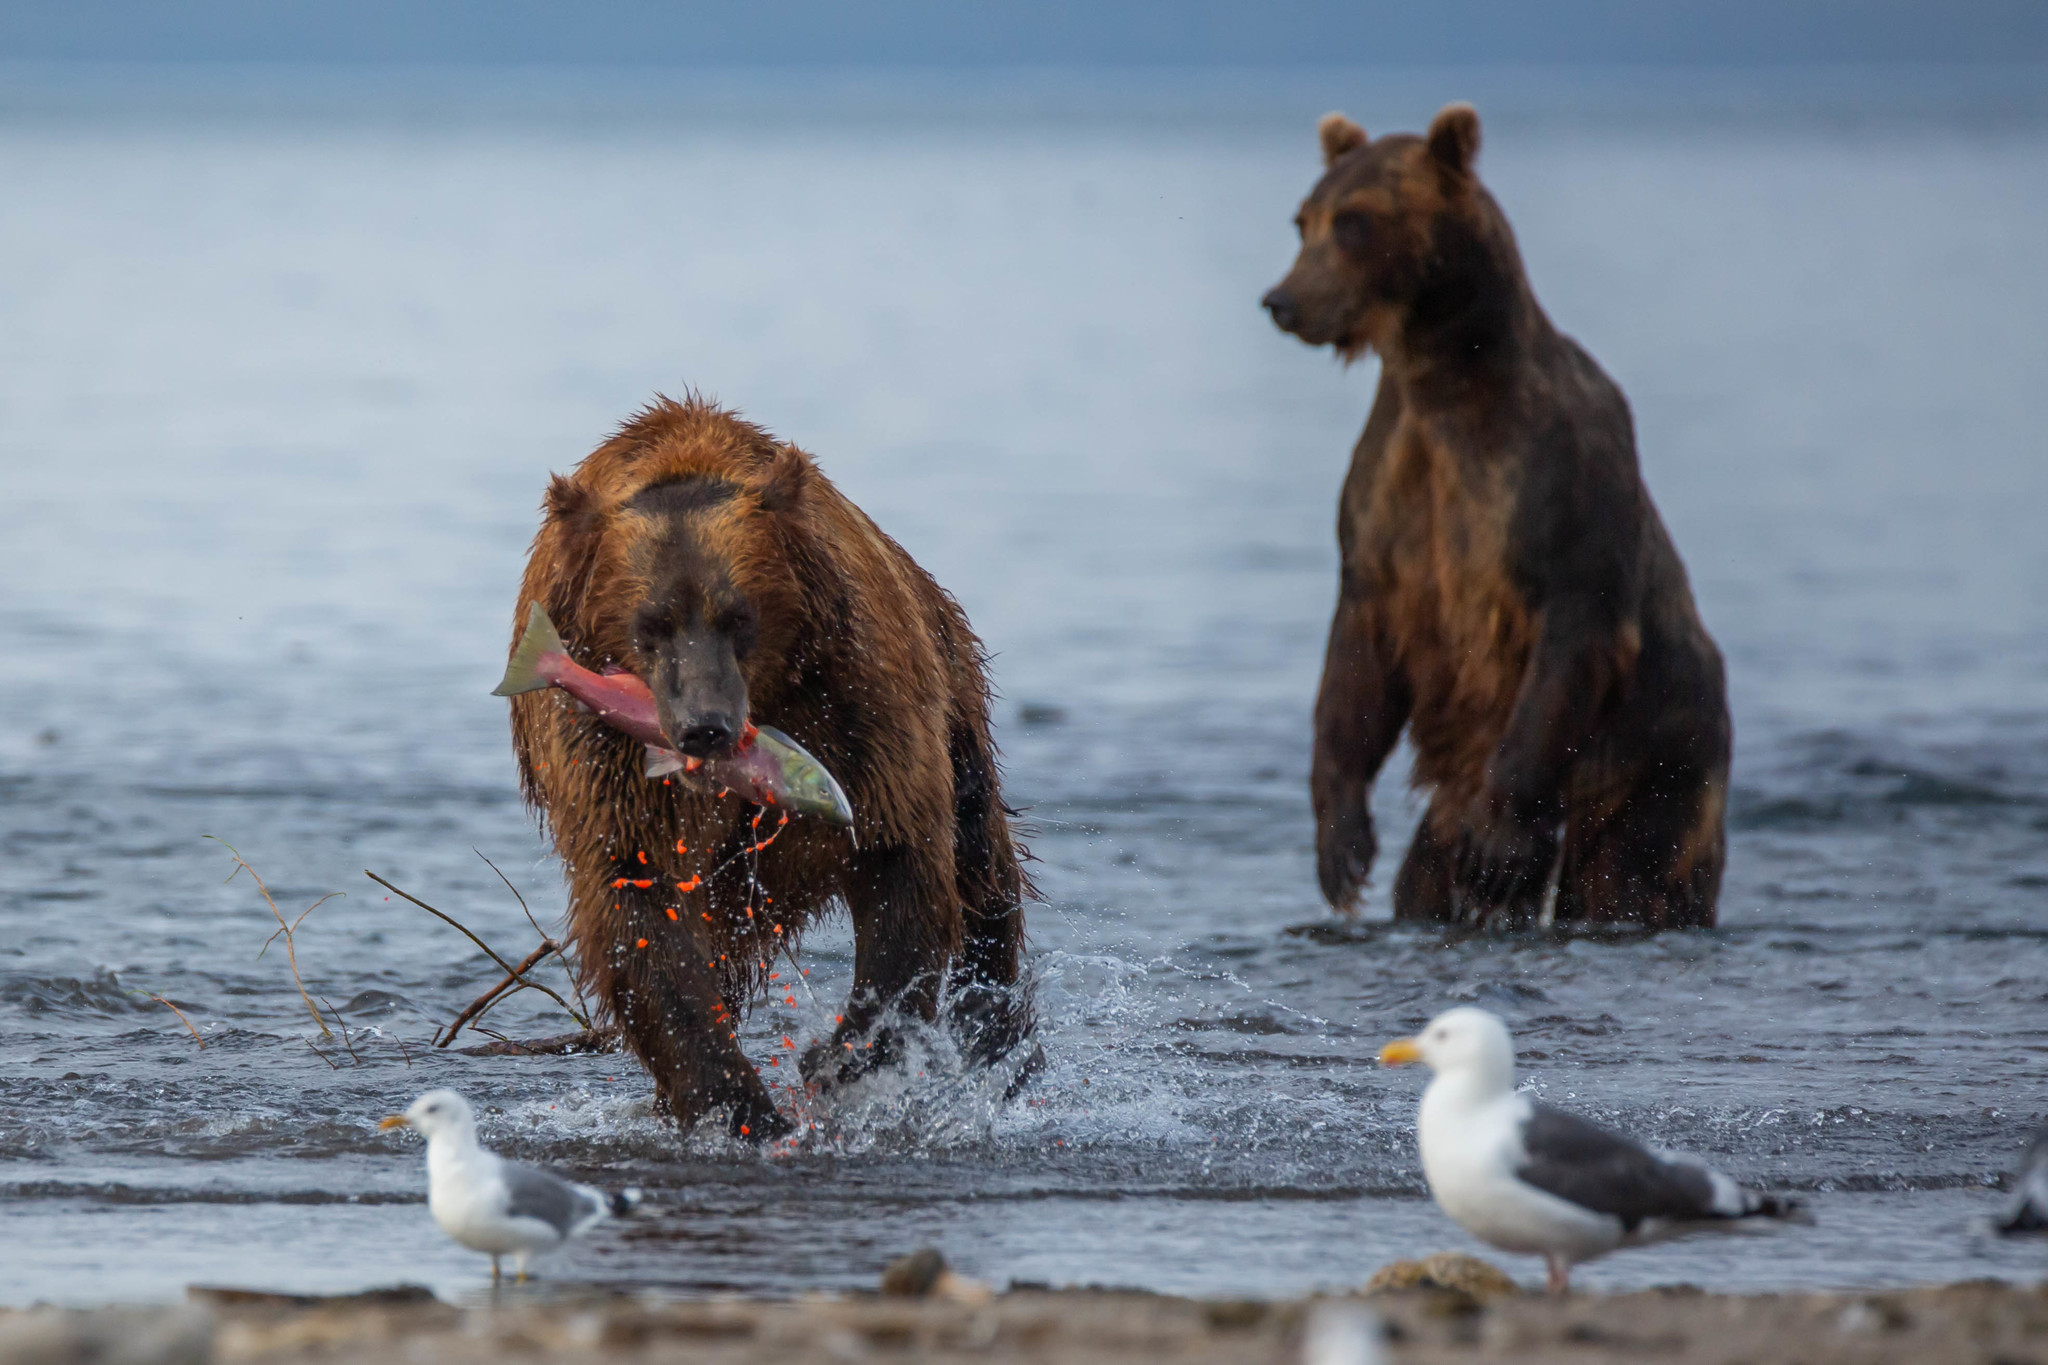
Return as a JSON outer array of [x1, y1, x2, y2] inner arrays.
[[1261, 102, 1513, 359], [531, 398, 818, 761]]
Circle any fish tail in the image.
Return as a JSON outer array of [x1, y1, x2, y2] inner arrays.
[[491, 602, 567, 696], [646, 746, 685, 778]]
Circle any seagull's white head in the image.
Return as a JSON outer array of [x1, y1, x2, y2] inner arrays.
[[378, 1088, 476, 1143], [1379, 1006, 1516, 1093]]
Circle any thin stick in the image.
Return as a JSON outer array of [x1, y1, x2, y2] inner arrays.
[[209, 836, 333, 1038], [435, 942, 556, 1048], [365, 870, 584, 1021], [461, 981, 538, 1036], [149, 994, 205, 1049], [303, 1038, 340, 1070], [321, 997, 361, 1065], [475, 849, 590, 1021]]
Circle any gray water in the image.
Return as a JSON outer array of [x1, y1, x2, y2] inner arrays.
[[2, 68, 2046, 1306]]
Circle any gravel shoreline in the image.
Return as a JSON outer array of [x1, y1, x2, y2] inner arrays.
[[4, 1262, 2044, 1365]]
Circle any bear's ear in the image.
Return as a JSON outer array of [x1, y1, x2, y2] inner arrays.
[[1318, 112, 1368, 166], [544, 473, 594, 524], [755, 444, 813, 515], [1426, 103, 1481, 179]]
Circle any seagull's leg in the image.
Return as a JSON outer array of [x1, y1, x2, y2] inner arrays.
[[491, 1254, 501, 1282], [1545, 1253, 1570, 1295]]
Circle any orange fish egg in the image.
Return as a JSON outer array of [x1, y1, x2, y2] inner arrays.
[[636, 850, 647, 864], [665, 907, 678, 921], [635, 938, 649, 948], [782, 1036, 795, 1048], [630, 879, 653, 889]]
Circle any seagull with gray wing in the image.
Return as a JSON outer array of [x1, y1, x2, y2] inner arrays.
[[379, 1089, 640, 1281], [1997, 1122, 2048, 1234], [1379, 1007, 1808, 1293]]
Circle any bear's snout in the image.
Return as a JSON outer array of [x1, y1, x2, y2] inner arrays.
[[1261, 285, 1302, 334], [675, 713, 741, 759]]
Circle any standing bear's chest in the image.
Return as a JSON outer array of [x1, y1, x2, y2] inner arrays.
[[1359, 418, 1539, 759]]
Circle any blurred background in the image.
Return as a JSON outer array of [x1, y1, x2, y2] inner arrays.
[[2, 0, 2045, 1307]]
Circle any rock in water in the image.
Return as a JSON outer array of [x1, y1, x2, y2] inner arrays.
[[1364, 1252, 1520, 1300]]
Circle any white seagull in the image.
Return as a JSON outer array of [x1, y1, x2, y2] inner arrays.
[[1379, 1007, 1807, 1293], [379, 1089, 640, 1281], [1997, 1123, 2048, 1234]]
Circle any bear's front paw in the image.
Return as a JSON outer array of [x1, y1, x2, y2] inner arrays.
[[1314, 786, 1378, 913], [727, 1092, 794, 1142], [1451, 805, 1557, 917], [800, 1024, 902, 1090]]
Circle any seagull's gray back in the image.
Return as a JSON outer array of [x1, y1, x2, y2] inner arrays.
[[1516, 1105, 1744, 1230], [502, 1162, 604, 1237]]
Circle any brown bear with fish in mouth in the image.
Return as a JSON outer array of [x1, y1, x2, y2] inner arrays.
[[507, 396, 1031, 1138], [1261, 104, 1730, 929]]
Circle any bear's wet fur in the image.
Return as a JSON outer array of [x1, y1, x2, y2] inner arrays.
[[509, 396, 1031, 1137], [1263, 104, 1729, 930]]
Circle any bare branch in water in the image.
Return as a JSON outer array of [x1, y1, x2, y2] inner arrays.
[[321, 997, 361, 1065], [475, 848, 590, 1022], [303, 1037, 340, 1070], [208, 835, 334, 1039], [149, 994, 205, 1049], [456, 1026, 620, 1057], [365, 869, 586, 1026], [436, 941, 560, 1048]]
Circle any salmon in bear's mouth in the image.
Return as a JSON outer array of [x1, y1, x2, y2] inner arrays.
[[492, 602, 853, 827]]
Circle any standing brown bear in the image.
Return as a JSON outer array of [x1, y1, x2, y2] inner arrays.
[[507, 396, 1030, 1138], [1262, 104, 1730, 930]]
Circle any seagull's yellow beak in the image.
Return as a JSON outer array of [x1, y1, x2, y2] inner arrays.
[[377, 1114, 410, 1130], [1379, 1037, 1423, 1066]]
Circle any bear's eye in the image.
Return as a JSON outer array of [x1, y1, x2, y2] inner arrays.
[[721, 605, 760, 661], [1332, 211, 1372, 259]]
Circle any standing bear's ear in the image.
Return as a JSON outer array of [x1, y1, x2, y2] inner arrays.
[[1318, 112, 1368, 166], [1426, 103, 1481, 179], [755, 444, 813, 515]]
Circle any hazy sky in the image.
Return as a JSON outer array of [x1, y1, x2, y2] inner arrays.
[[3, 0, 2045, 68]]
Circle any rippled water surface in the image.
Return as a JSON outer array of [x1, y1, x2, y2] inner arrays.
[[3, 69, 2047, 1305]]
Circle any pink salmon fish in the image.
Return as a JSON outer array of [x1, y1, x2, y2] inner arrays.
[[491, 603, 853, 827]]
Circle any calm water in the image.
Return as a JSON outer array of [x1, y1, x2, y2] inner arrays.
[[2, 68, 2046, 1305]]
